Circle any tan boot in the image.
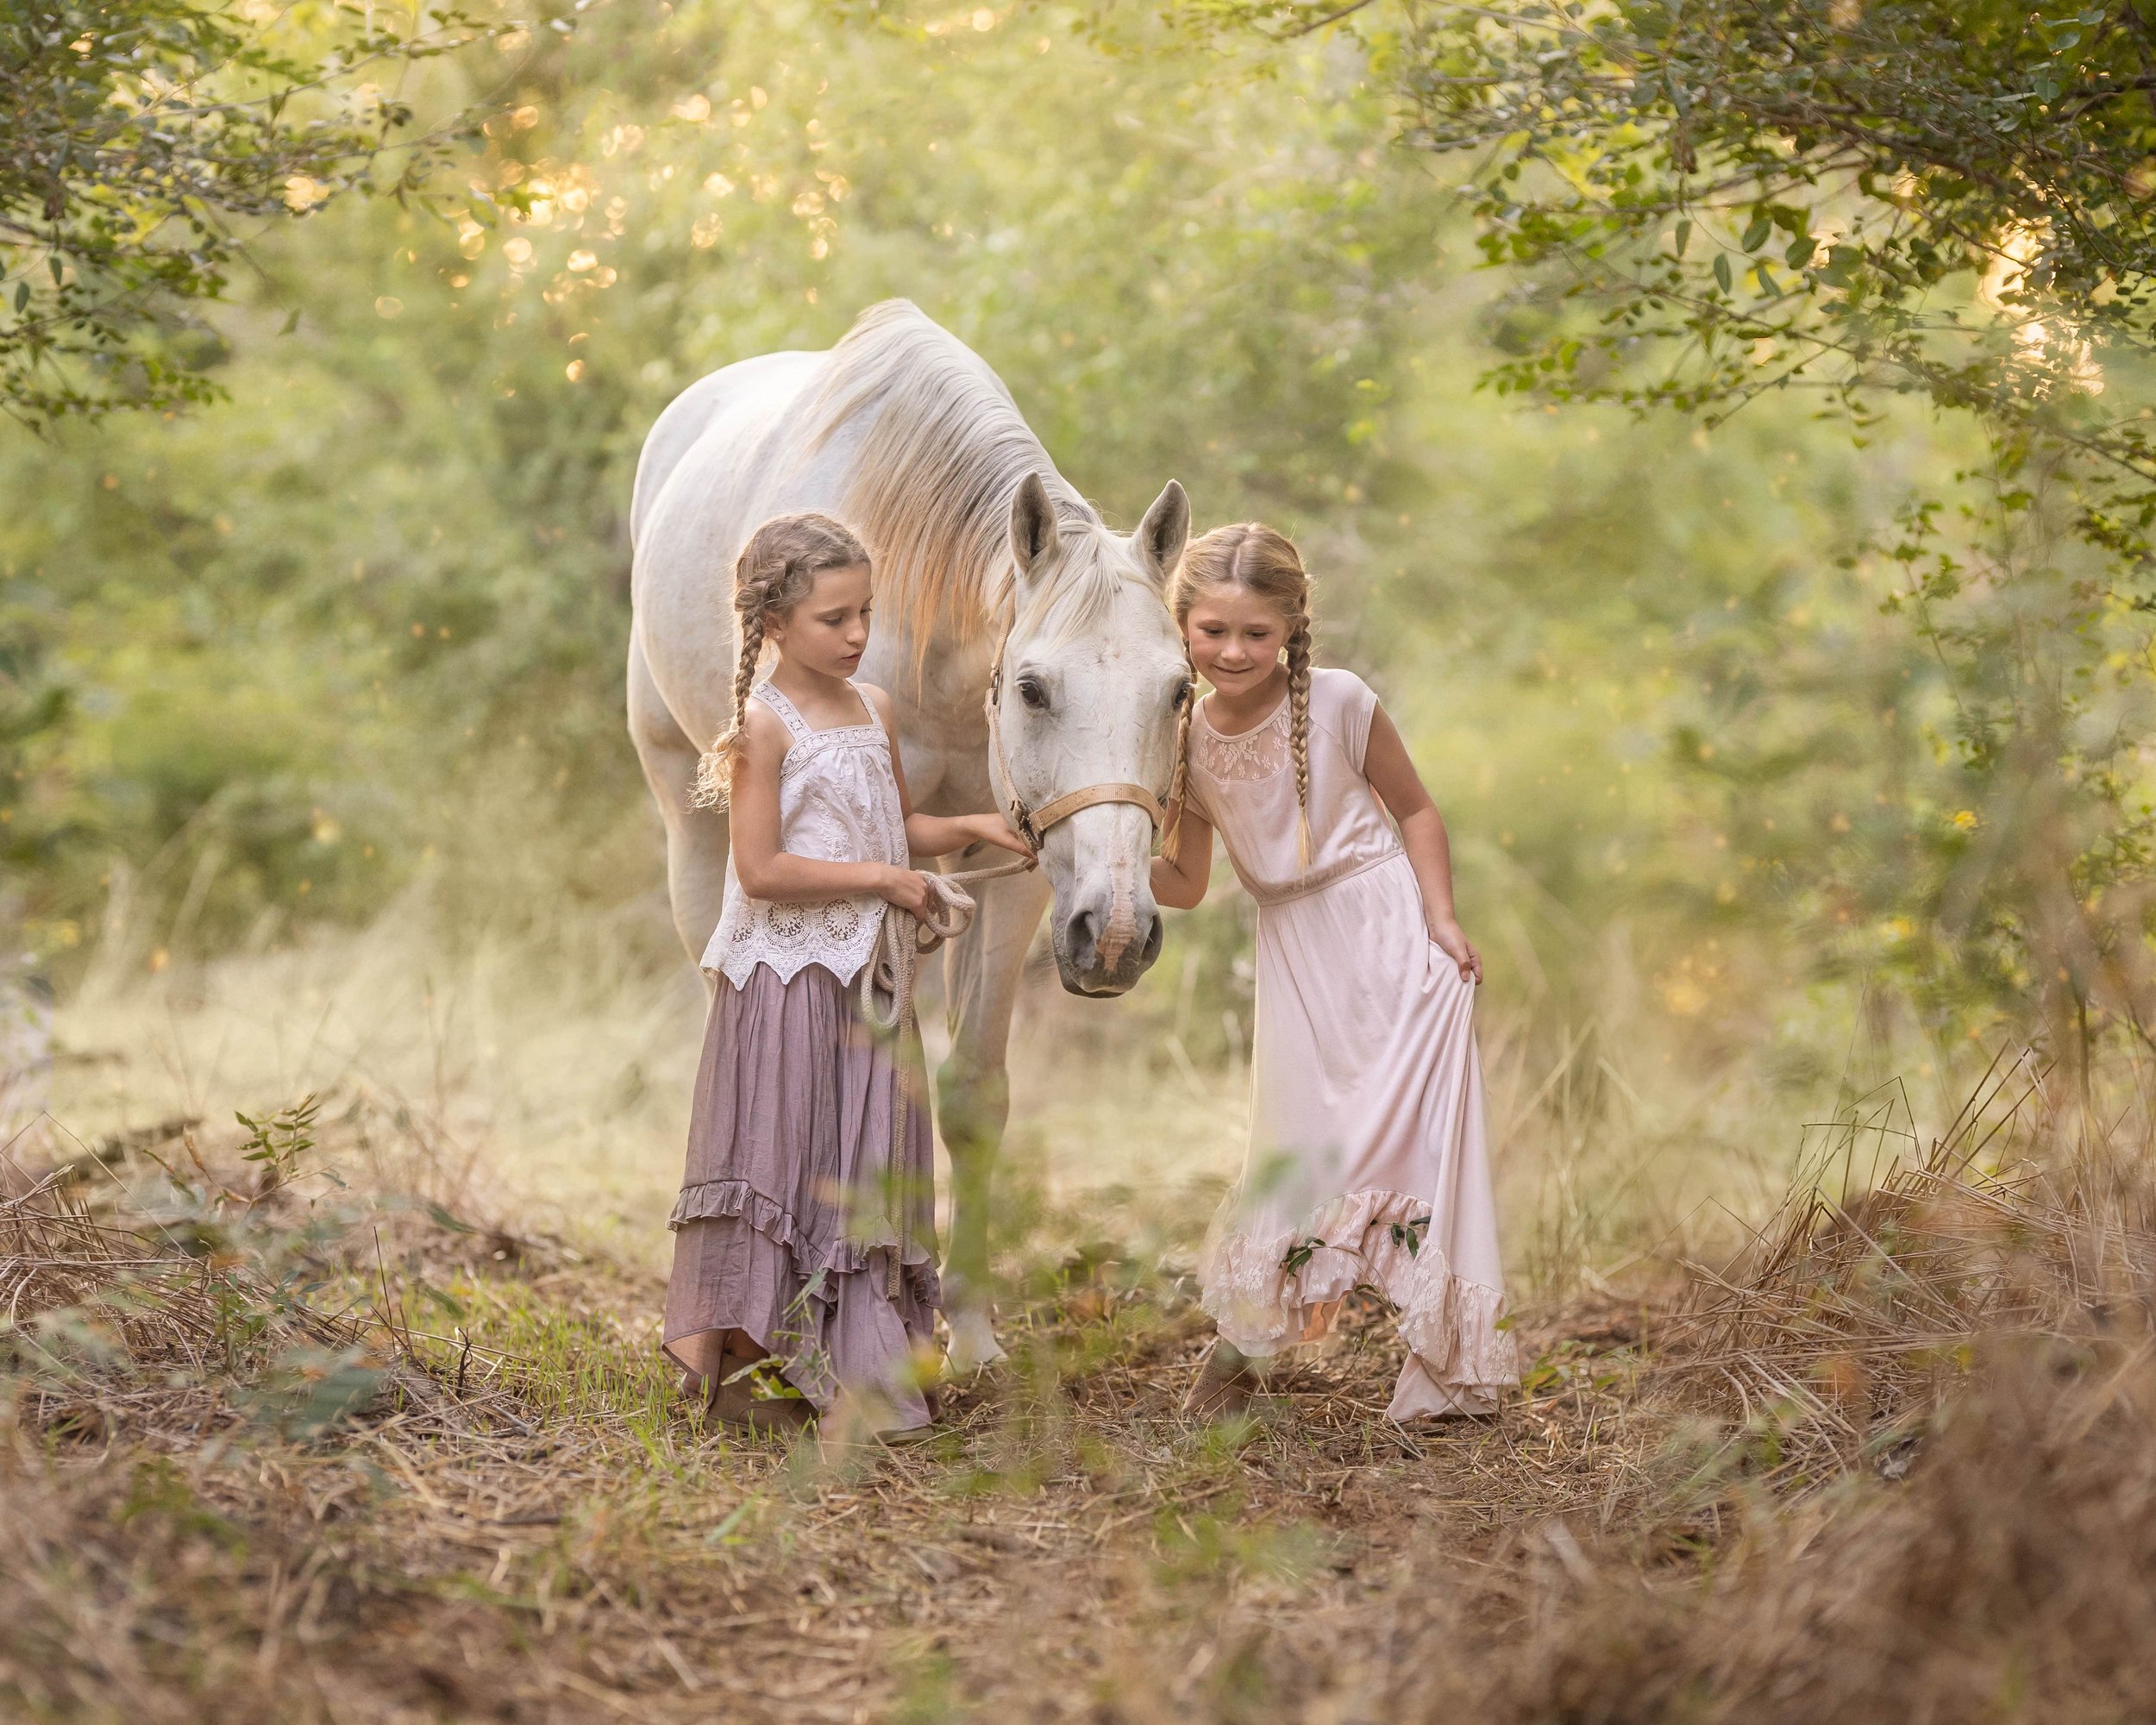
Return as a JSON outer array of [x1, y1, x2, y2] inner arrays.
[[1184, 1339, 1259, 1419], [698, 1350, 817, 1435]]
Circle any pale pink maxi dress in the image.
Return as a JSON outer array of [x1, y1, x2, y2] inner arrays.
[[1188, 667, 1519, 1420]]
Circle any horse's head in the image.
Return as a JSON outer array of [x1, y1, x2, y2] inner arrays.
[[991, 472, 1191, 996]]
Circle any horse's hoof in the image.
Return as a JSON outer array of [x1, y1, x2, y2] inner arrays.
[[944, 1308, 1006, 1374]]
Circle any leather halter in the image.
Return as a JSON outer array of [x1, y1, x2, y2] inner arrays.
[[983, 625, 1168, 850]]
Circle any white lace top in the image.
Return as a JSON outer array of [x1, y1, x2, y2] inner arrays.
[[699, 680, 909, 989], [1185, 667, 1401, 906]]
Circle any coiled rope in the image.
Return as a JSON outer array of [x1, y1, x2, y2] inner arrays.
[[856, 856, 1036, 1297]]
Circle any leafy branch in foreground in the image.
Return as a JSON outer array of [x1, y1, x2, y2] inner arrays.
[[0, 1, 531, 426]]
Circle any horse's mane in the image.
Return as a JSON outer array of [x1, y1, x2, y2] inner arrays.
[[800, 300, 1125, 651]]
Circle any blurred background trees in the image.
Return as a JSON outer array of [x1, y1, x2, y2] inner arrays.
[[7, 0, 2149, 1113], [1179, 0, 2156, 1077]]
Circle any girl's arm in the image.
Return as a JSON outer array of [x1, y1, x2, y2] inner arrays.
[[730, 702, 935, 914], [1150, 806, 1213, 910], [863, 686, 1035, 864], [1361, 703, 1482, 984]]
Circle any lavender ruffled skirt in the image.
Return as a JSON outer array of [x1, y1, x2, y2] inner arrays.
[[663, 962, 940, 1431]]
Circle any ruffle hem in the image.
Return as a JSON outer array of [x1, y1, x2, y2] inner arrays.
[[666, 1181, 940, 1430], [1199, 1187, 1518, 1414]]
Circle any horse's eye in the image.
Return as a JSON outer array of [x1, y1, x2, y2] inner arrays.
[[1174, 680, 1194, 712], [1017, 676, 1048, 711]]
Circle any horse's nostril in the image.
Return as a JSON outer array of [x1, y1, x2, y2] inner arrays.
[[1065, 907, 1098, 968], [1138, 912, 1164, 965]]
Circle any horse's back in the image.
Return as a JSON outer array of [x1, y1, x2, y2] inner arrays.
[[627, 299, 1008, 746], [630, 346, 853, 743], [630, 349, 821, 549]]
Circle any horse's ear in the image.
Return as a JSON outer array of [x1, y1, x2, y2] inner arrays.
[[1134, 480, 1189, 586], [1009, 471, 1061, 584]]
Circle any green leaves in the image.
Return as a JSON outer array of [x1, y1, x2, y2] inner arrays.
[[1819, 245, 1860, 288], [1319, 0, 2156, 520], [0, 2, 515, 427], [1282, 1238, 1322, 1273], [237, 1095, 322, 1195]]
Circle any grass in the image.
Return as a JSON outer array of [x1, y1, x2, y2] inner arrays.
[[9, 920, 2156, 1721], [0, 1073, 1653, 1724]]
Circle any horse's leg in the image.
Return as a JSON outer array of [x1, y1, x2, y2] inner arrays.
[[628, 632, 730, 966], [937, 861, 1052, 1371]]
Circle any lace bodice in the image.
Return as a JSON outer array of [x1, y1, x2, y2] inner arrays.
[[700, 681, 909, 988], [1194, 704, 1295, 783], [1186, 667, 1402, 906]]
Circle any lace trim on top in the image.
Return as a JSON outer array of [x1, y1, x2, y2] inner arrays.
[[699, 681, 909, 988], [1193, 695, 1292, 783]]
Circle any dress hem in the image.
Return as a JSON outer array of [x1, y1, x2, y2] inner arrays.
[[1199, 1187, 1519, 1394], [668, 1176, 942, 1286], [662, 1208, 941, 1429]]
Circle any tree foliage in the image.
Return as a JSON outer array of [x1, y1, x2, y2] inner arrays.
[[0, 0, 516, 425], [1169, 0, 2156, 1064], [1182, 3, 2155, 478], [2, 0, 2103, 1088]]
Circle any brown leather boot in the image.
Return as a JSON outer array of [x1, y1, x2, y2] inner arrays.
[[1184, 1339, 1259, 1419], [699, 1355, 817, 1435]]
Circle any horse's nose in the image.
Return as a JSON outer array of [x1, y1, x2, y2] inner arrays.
[[1065, 906, 1113, 977], [1062, 894, 1163, 992]]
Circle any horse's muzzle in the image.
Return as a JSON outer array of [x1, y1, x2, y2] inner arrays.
[[1056, 898, 1165, 996]]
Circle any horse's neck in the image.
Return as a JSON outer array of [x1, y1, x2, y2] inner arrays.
[[882, 611, 1000, 731]]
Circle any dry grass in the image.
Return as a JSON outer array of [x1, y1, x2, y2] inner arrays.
[[10, 921, 2156, 1722], [1050, 1051, 2156, 1725], [0, 1084, 1662, 1724], [1657, 1049, 2156, 1485]]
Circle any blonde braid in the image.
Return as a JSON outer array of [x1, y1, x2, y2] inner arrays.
[[691, 607, 767, 808], [1161, 667, 1197, 866], [1285, 614, 1314, 869]]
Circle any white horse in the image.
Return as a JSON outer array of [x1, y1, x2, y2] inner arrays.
[[627, 300, 1191, 1367]]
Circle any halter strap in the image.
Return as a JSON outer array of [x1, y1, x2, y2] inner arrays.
[[1028, 782, 1166, 832], [983, 624, 1169, 850]]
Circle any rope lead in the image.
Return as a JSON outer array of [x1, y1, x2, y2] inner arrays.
[[856, 857, 1036, 1299]]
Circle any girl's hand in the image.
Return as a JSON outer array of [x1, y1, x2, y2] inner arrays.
[[961, 812, 1037, 864], [875, 866, 938, 918], [1428, 917, 1483, 985]]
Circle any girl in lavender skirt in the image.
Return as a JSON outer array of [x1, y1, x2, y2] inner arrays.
[[665, 512, 1031, 1437]]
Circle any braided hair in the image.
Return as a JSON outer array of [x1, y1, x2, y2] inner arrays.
[[1164, 523, 1315, 868], [1161, 658, 1198, 866], [690, 511, 872, 808]]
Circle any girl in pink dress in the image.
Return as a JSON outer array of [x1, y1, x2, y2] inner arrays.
[[1151, 524, 1519, 1421]]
